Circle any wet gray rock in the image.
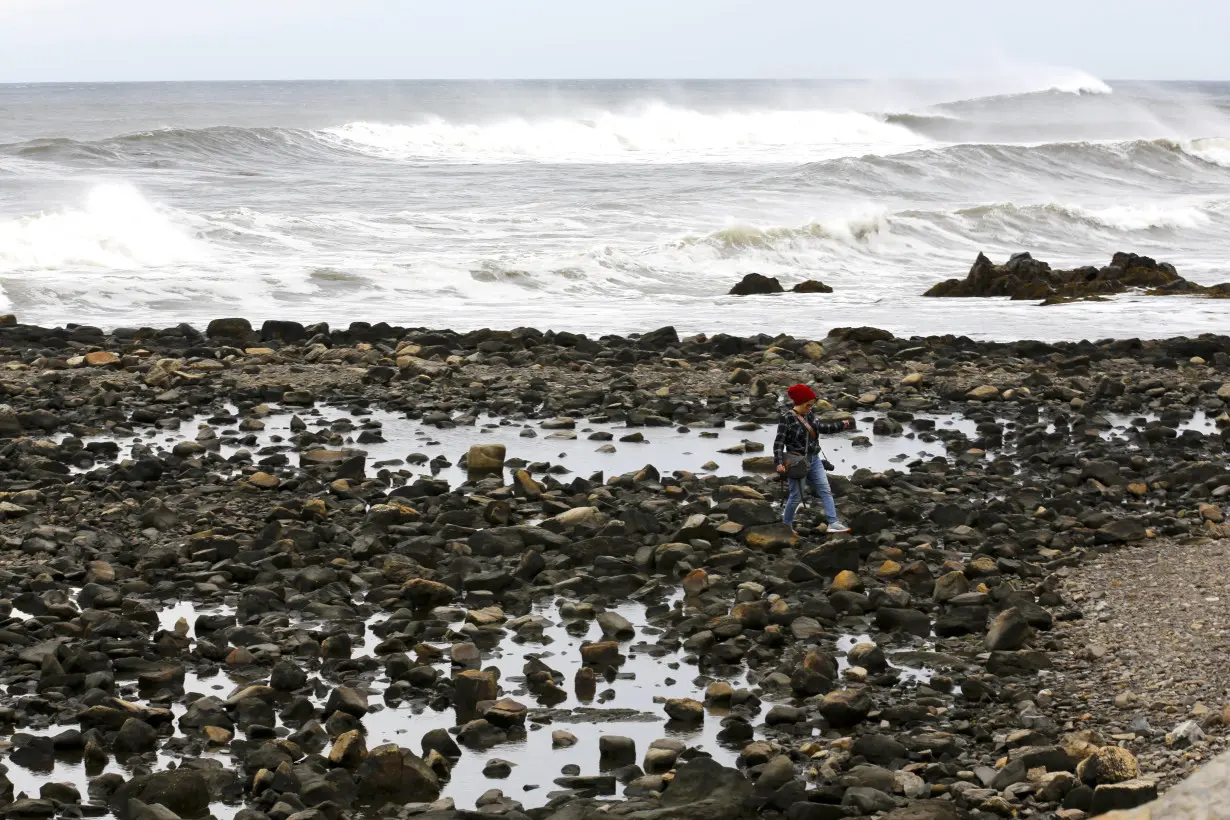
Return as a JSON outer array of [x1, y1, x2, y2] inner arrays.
[[598, 735, 636, 768], [109, 770, 211, 820], [661, 757, 752, 816], [354, 744, 440, 801], [596, 611, 634, 639], [819, 689, 872, 727], [270, 660, 308, 691], [112, 717, 160, 755], [985, 607, 1032, 651], [852, 733, 908, 764], [875, 608, 932, 637], [324, 686, 369, 718]]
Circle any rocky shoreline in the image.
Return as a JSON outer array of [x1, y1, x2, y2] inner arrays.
[[0, 317, 1226, 820]]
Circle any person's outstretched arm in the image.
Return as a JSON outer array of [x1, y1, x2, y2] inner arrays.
[[814, 417, 856, 435]]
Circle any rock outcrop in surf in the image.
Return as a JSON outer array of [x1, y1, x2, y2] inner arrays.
[[924, 251, 1230, 304], [729, 274, 833, 296]]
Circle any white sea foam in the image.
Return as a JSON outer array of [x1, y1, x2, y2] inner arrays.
[[973, 64, 1113, 97], [0, 183, 207, 271], [1184, 137, 1230, 168], [317, 103, 929, 164], [1077, 203, 1213, 231], [695, 209, 894, 252], [1042, 70, 1113, 95]]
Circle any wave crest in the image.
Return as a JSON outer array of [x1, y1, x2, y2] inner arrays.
[[697, 212, 892, 252], [957, 201, 1214, 232], [0, 184, 208, 271], [317, 104, 929, 164]]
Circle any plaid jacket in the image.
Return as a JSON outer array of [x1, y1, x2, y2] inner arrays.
[[772, 409, 847, 466]]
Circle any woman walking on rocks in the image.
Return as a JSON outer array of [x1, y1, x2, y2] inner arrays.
[[774, 384, 854, 534]]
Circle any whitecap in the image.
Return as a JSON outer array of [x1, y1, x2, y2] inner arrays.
[[0, 183, 208, 271]]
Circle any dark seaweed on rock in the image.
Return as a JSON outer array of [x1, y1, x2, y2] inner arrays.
[[924, 251, 1230, 304]]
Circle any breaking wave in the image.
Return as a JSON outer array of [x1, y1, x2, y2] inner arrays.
[[0, 183, 208, 271]]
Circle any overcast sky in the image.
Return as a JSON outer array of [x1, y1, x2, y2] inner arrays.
[[0, 0, 1225, 83]]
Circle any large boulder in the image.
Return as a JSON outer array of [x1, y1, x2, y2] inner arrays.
[[260, 319, 307, 343], [661, 757, 752, 816], [453, 669, 498, 721], [725, 499, 777, 527], [466, 444, 506, 473], [729, 273, 785, 296], [354, 744, 440, 801], [791, 280, 833, 294], [819, 689, 872, 727], [205, 318, 254, 340], [108, 771, 210, 820]]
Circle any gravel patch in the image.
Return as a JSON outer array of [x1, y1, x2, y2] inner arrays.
[[1053, 536, 1230, 791]]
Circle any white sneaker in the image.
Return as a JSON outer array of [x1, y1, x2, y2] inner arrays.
[[827, 523, 851, 534]]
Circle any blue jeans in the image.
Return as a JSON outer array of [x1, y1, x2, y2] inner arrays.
[[784, 455, 840, 527]]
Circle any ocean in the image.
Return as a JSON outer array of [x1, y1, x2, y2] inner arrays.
[[1, 77, 1229, 340]]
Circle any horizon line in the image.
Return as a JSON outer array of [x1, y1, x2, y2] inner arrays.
[[0, 76, 1222, 86]]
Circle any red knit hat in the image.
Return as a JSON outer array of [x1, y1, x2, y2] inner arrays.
[[787, 384, 817, 405]]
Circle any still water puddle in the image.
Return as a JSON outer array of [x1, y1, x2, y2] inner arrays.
[[4, 589, 938, 813], [55, 403, 987, 483]]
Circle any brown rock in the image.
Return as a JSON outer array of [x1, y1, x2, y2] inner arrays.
[[402, 578, 457, 609], [467, 444, 506, 473], [933, 570, 969, 602], [247, 472, 280, 489], [203, 726, 232, 745], [682, 569, 710, 596], [1078, 746, 1141, 786], [86, 561, 116, 584], [226, 647, 257, 666], [876, 560, 903, 579], [831, 570, 863, 592], [664, 698, 704, 723], [514, 469, 543, 500], [329, 730, 368, 768], [453, 670, 498, 721], [745, 523, 799, 550], [483, 699, 528, 728], [704, 681, 735, 706], [85, 351, 120, 367], [580, 641, 624, 666], [819, 689, 872, 727]]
